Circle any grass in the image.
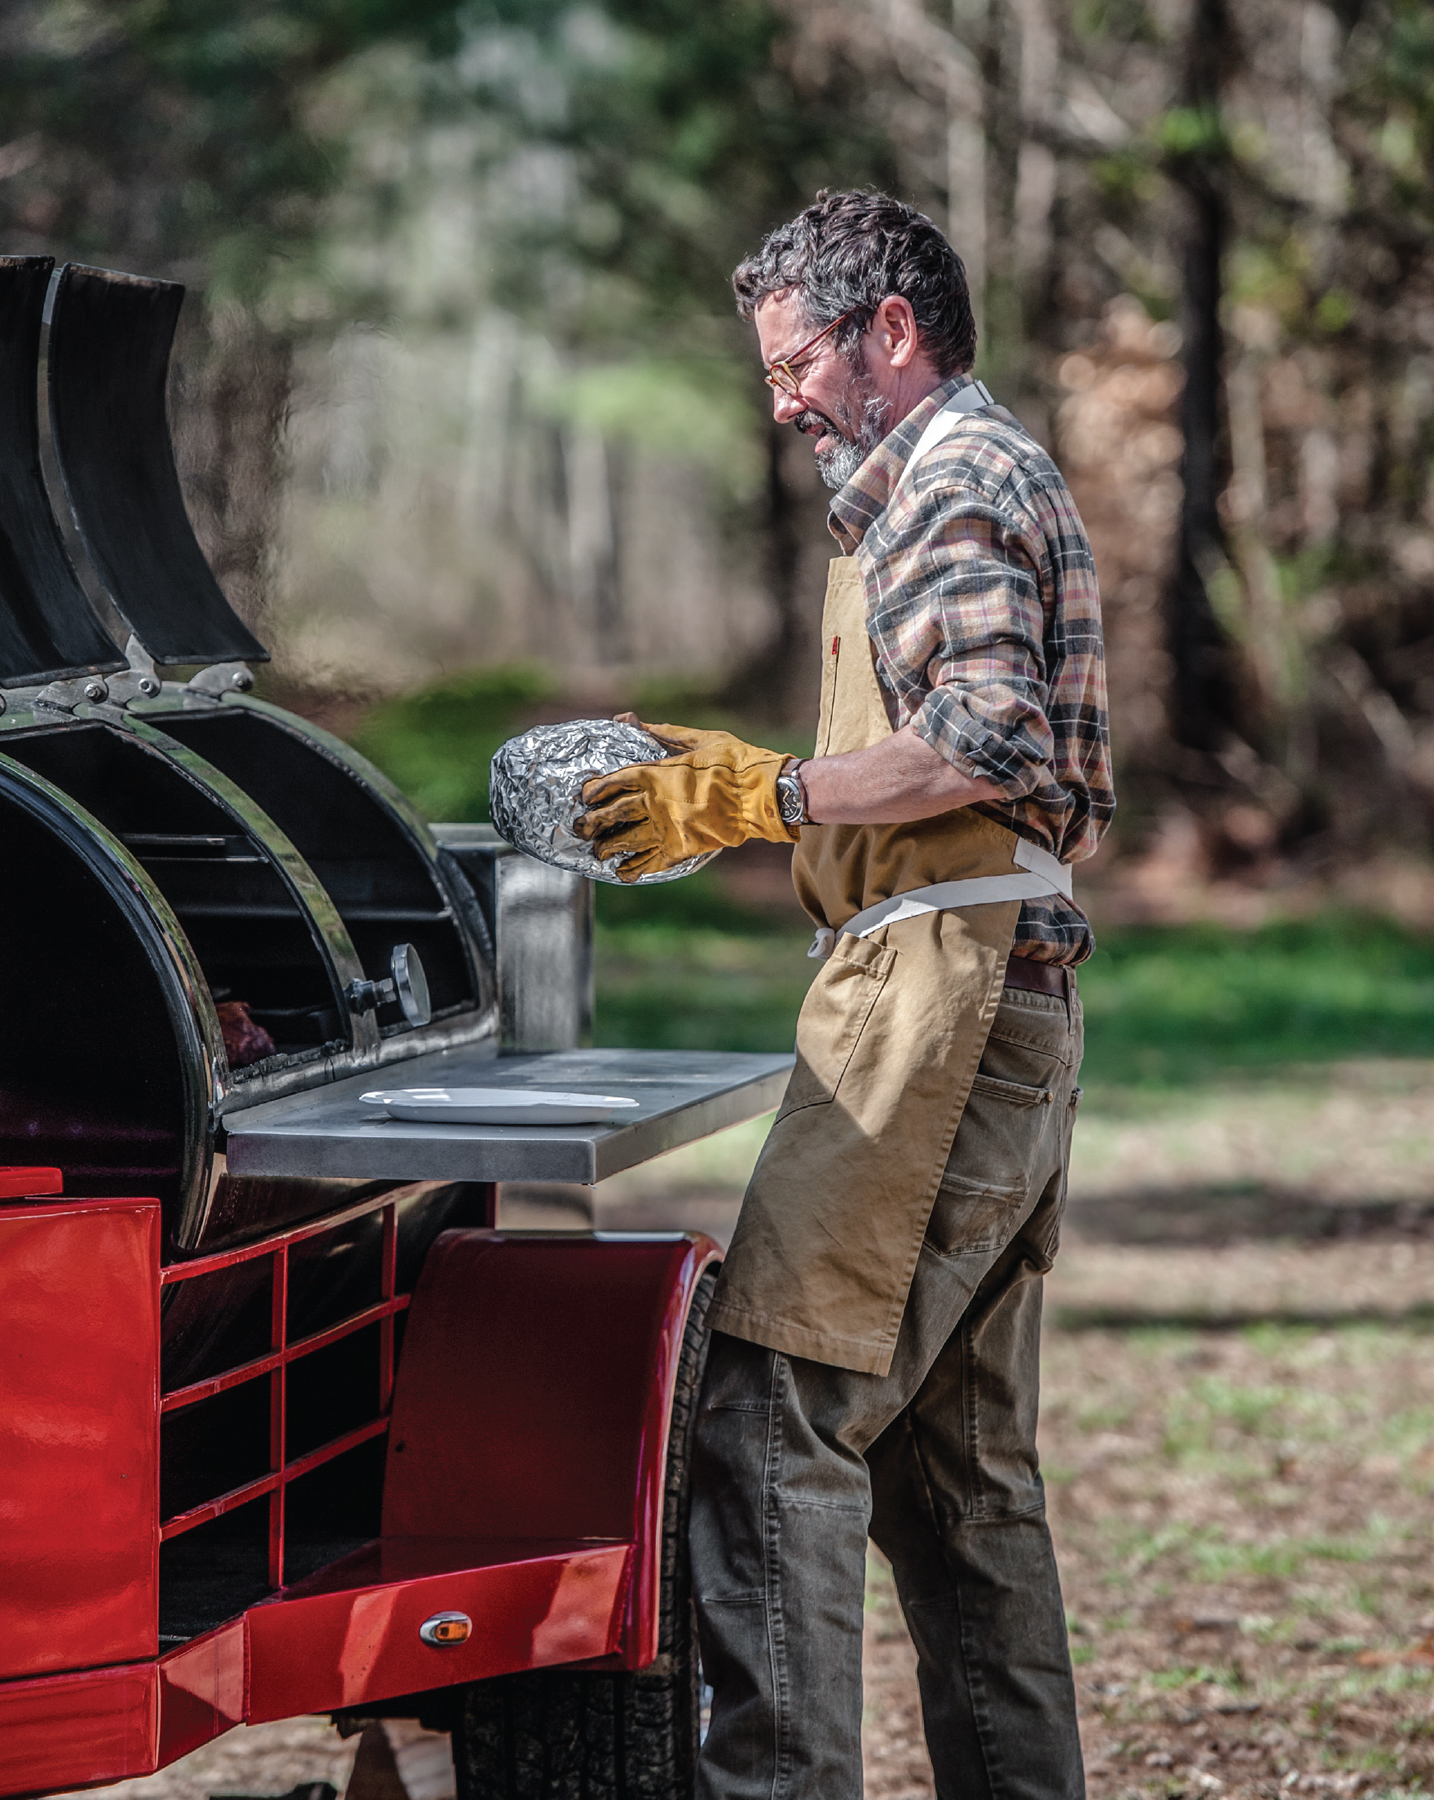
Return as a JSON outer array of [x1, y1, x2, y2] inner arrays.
[[1076, 915, 1434, 1089], [861, 1313, 1434, 1800], [593, 880, 1434, 1092], [594, 870, 813, 1052], [1038, 1319, 1434, 1798], [351, 664, 814, 828]]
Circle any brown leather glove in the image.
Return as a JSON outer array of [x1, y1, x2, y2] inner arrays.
[[575, 718, 799, 882]]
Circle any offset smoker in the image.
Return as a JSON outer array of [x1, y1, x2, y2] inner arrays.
[[0, 256, 789, 1798]]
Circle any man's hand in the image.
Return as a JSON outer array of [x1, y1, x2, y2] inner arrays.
[[576, 718, 798, 881]]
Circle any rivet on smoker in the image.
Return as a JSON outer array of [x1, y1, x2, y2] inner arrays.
[[83, 678, 107, 702]]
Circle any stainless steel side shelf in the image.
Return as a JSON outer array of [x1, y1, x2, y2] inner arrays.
[[222, 1048, 794, 1185]]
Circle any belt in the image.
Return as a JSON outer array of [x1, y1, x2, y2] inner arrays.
[[1003, 955, 1074, 998]]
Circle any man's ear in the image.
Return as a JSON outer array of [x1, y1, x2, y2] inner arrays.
[[874, 295, 921, 370]]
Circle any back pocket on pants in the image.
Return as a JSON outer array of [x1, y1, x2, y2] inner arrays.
[[925, 1070, 1054, 1256]]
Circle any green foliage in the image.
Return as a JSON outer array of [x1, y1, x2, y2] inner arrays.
[[1073, 0, 1161, 45], [0, 1, 463, 300], [456, 0, 901, 353], [594, 866, 814, 1053], [1314, 288, 1357, 333], [1156, 105, 1231, 162], [1382, 0, 1434, 167], [351, 664, 552, 820], [535, 354, 764, 496], [1091, 150, 1161, 208], [349, 664, 816, 830], [590, 894, 1434, 1086], [1077, 913, 1434, 1089], [626, 674, 816, 749], [596, 918, 814, 1053]]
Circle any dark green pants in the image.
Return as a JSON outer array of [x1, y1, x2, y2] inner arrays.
[[690, 983, 1086, 1800]]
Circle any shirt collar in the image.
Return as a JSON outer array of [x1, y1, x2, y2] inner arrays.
[[826, 374, 981, 553]]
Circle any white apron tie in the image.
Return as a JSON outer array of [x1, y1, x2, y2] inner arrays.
[[808, 838, 1071, 960]]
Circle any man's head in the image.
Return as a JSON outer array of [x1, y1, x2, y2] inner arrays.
[[733, 190, 976, 489]]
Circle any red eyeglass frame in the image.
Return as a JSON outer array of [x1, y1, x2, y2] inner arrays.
[[762, 307, 861, 396]]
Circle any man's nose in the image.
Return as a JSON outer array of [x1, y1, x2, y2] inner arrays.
[[770, 385, 804, 423]]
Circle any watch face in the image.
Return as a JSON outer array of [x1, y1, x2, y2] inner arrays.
[[777, 775, 803, 825]]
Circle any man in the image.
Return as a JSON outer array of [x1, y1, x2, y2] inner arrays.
[[578, 189, 1113, 1800]]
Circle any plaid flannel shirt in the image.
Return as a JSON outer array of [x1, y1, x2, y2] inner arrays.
[[829, 375, 1114, 964]]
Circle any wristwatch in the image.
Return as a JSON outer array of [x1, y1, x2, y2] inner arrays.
[[775, 759, 809, 829]]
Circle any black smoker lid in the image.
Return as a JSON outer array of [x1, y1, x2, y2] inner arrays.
[[0, 256, 126, 688], [46, 261, 269, 670]]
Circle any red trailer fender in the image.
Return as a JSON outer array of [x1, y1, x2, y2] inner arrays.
[[244, 1228, 721, 1720], [0, 1213, 719, 1797], [383, 1228, 721, 1672]]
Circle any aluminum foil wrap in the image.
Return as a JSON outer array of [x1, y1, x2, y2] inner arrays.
[[489, 719, 719, 885]]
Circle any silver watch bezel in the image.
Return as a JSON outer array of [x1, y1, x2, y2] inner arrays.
[[775, 767, 806, 827]]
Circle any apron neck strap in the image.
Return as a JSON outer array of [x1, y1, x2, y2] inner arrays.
[[909, 379, 994, 465]]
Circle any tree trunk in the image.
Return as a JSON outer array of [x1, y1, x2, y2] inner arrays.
[[1167, 0, 1236, 754]]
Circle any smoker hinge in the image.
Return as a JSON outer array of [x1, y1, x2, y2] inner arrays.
[[106, 635, 162, 707], [32, 674, 111, 712]]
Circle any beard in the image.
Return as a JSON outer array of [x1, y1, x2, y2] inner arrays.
[[792, 355, 893, 490]]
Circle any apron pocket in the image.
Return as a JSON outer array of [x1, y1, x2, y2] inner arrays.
[[777, 932, 896, 1118]]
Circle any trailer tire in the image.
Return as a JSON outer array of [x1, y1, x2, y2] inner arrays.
[[451, 1265, 716, 1800]]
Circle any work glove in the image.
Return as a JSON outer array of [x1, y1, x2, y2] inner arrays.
[[575, 716, 799, 882]]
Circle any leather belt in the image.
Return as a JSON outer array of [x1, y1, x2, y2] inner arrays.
[[1003, 955, 1074, 998]]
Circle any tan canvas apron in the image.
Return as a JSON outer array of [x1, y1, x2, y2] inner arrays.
[[707, 555, 1050, 1376]]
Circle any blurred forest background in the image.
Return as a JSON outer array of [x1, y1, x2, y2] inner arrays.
[[5, 0, 1434, 904], [11, 8, 1434, 1795]]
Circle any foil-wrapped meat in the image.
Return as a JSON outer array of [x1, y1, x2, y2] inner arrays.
[[489, 719, 719, 885]]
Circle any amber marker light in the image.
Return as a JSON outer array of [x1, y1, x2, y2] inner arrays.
[[419, 1611, 472, 1646]]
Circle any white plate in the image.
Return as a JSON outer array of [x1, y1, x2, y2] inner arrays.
[[360, 1086, 641, 1126]]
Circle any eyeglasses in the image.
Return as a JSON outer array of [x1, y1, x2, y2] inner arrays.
[[763, 307, 860, 396]]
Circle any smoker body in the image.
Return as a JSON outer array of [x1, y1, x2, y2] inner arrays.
[[0, 254, 788, 1797]]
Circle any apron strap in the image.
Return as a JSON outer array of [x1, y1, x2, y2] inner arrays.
[[806, 376, 1025, 964], [908, 378, 994, 465], [807, 839, 1072, 960]]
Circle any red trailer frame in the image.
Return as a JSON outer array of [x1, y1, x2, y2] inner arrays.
[[0, 1170, 718, 1797]]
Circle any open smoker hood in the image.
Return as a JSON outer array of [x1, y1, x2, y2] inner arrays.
[[0, 250, 793, 1259], [0, 254, 267, 688]]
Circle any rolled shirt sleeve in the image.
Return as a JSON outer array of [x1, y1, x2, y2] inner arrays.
[[862, 483, 1058, 802]]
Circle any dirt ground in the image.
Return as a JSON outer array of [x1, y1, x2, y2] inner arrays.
[[58, 1069, 1434, 1800], [856, 1069, 1434, 1800]]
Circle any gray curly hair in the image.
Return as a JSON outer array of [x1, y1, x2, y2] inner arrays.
[[732, 189, 977, 377]]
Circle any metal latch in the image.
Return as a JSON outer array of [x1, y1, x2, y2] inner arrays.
[[346, 942, 432, 1028]]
